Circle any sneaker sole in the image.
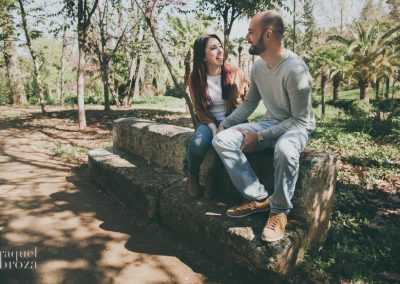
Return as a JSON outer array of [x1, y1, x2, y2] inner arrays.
[[261, 234, 284, 242], [226, 207, 270, 218]]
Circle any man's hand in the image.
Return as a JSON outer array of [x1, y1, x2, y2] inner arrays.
[[238, 128, 257, 153], [217, 122, 225, 134], [207, 123, 217, 137]]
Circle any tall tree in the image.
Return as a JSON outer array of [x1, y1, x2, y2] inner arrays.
[[64, 0, 99, 130], [302, 0, 316, 53], [328, 21, 400, 102], [17, 0, 46, 113], [91, 0, 130, 110], [132, 0, 197, 125], [0, 0, 28, 105], [196, 0, 283, 58], [386, 0, 400, 22], [165, 14, 209, 85], [120, 8, 146, 106]]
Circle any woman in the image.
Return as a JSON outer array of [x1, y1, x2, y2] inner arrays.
[[187, 34, 247, 199]]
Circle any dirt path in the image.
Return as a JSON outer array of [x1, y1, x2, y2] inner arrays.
[[0, 108, 256, 284]]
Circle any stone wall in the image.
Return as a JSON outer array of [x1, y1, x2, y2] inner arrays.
[[112, 117, 337, 247]]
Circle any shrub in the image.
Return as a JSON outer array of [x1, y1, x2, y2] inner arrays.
[[164, 84, 186, 98], [64, 95, 77, 105], [0, 78, 11, 105]]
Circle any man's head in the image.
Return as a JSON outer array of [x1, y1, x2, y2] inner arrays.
[[246, 10, 284, 55]]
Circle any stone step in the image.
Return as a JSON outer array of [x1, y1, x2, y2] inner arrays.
[[88, 148, 182, 221], [112, 117, 337, 248], [88, 148, 309, 279]]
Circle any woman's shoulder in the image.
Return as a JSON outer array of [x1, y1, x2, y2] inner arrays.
[[226, 64, 241, 73], [226, 64, 245, 79]]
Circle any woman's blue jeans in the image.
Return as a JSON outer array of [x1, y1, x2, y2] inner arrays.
[[187, 124, 222, 176]]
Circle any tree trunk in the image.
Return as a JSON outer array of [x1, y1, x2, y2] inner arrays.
[[101, 62, 111, 111], [76, 0, 98, 130], [47, 85, 53, 99], [2, 11, 27, 105], [332, 73, 341, 102], [109, 75, 120, 106], [144, 16, 196, 125], [18, 0, 45, 113], [375, 78, 380, 98], [122, 56, 141, 106], [77, 47, 87, 129], [184, 49, 191, 86], [385, 76, 390, 99], [60, 24, 67, 105], [223, 24, 230, 60], [238, 46, 242, 68], [359, 80, 369, 102], [320, 67, 328, 117]]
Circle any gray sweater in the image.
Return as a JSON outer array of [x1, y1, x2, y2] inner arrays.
[[223, 49, 315, 140]]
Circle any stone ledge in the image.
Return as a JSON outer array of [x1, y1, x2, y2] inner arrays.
[[88, 147, 309, 278], [113, 117, 337, 247], [159, 185, 309, 279], [88, 148, 182, 221]]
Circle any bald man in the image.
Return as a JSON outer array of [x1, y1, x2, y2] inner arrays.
[[213, 11, 315, 242]]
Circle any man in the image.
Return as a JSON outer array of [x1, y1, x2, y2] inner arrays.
[[212, 10, 315, 242]]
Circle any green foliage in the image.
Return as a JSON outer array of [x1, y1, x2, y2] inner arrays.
[[164, 84, 186, 98], [302, 190, 399, 282], [62, 94, 101, 105], [302, 104, 400, 282], [0, 76, 11, 105], [53, 143, 87, 162], [328, 20, 400, 99]]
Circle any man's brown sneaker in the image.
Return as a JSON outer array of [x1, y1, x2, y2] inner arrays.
[[187, 174, 201, 199], [261, 212, 287, 242], [226, 198, 270, 218]]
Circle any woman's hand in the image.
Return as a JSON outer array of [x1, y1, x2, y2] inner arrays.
[[216, 122, 225, 134], [208, 123, 217, 137]]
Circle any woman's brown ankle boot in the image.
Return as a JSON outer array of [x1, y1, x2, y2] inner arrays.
[[187, 174, 201, 199]]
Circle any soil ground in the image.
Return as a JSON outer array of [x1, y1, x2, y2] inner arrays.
[[0, 105, 259, 284]]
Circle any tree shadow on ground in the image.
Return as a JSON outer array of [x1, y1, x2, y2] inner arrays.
[[62, 166, 262, 284]]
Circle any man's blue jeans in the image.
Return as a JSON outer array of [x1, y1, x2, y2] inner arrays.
[[212, 119, 309, 214], [188, 124, 222, 176]]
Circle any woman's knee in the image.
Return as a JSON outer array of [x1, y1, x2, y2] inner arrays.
[[189, 126, 213, 154]]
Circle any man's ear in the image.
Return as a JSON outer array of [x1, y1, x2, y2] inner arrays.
[[265, 29, 273, 40]]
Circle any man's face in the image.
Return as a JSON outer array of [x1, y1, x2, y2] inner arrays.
[[245, 18, 266, 55]]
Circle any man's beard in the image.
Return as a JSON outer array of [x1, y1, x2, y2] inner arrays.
[[249, 35, 266, 55]]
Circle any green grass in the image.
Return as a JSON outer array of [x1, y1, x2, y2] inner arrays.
[[301, 104, 400, 282], [53, 143, 87, 162], [315, 86, 400, 101], [131, 96, 186, 112], [0, 110, 22, 119]]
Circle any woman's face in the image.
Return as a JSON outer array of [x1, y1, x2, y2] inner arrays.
[[204, 38, 223, 69]]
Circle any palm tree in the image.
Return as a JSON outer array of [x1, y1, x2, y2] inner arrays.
[[329, 48, 349, 103], [328, 21, 400, 103], [307, 47, 346, 116]]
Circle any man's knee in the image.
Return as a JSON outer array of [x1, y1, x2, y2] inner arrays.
[[212, 132, 224, 151], [274, 140, 300, 166], [212, 128, 242, 151]]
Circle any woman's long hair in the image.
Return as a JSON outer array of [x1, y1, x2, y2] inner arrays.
[[189, 34, 232, 107]]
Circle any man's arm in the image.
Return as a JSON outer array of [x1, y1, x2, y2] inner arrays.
[[258, 64, 314, 141], [222, 76, 261, 129]]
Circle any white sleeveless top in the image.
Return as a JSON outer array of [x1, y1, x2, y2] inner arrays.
[[207, 75, 226, 123]]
